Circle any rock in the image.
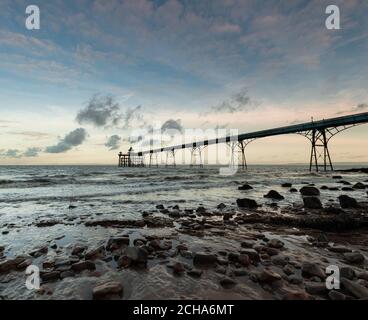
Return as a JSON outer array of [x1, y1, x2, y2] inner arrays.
[[240, 249, 260, 261], [341, 187, 354, 191], [320, 185, 329, 190], [340, 267, 356, 280], [156, 204, 165, 210], [228, 253, 240, 262], [305, 282, 328, 295], [264, 190, 284, 200], [84, 246, 105, 260], [93, 281, 123, 300], [332, 175, 342, 179], [238, 184, 253, 190], [283, 265, 294, 276], [301, 262, 325, 279], [123, 247, 148, 264], [193, 253, 217, 266], [173, 262, 185, 274], [196, 206, 206, 214], [106, 236, 130, 250], [316, 232, 329, 243], [343, 252, 365, 264], [303, 196, 322, 209], [338, 195, 359, 208], [17, 259, 32, 270], [0, 259, 16, 273], [240, 241, 253, 248], [217, 203, 226, 210], [223, 213, 232, 221], [71, 260, 96, 272], [259, 268, 282, 283], [271, 255, 288, 267], [357, 272, 368, 281], [238, 254, 250, 267], [42, 258, 55, 269], [341, 278, 368, 299], [288, 275, 303, 285], [236, 198, 258, 209], [328, 246, 352, 253], [29, 246, 48, 257], [282, 291, 312, 300], [41, 271, 60, 282], [328, 290, 346, 300], [172, 205, 180, 210], [300, 186, 320, 196], [215, 266, 227, 274], [324, 207, 345, 215], [71, 245, 87, 256], [219, 277, 237, 288], [60, 271, 75, 279], [0, 246, 4, 252], [117, 255, 131, 268], [268, 239, 284, 249], [281, 183, 292, 188], [353, 182, 366, 189], [187, 269, 203, 278], [339, 180, 351, 185], [289, 188, 298, 193]]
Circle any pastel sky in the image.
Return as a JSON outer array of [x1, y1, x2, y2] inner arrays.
[[0, 0, 367, 165]]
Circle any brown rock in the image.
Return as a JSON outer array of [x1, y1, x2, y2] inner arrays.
[[92, 281, 123, 300], [71, 260, 96, 272]]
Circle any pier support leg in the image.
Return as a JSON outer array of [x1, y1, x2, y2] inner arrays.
[[165, 149, 176, 167], [149, 153, 158, 167], [227, 140, 252, 170], [190, 146, 205, 167], [305, 129, 334, 172]]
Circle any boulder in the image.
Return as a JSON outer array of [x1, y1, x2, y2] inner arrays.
[[303, 197, 322, 209], [300, 186, 320, 196], [328, 290, 346, 300], [92, 281, 123, 300], [173, 262, 185, 274], [352, 182, 366, 189], [341, 278, 368, 299], [340, 266, 356, 280], [281, 183, 292, 188], [71, 245, 87, 256], [236, 198, 258, 209], [71, 260, 96, 272], [106, 236, 130, 250], [338, 195, 359, 208], [219, 277, 237, 288], [123, 246, 148, 264], [343, 252, 365, 264], [268, 239, 284, 249], [263, 190, 284, 200], [217, 203, 226, 210], [259, 268, 282, 283], [187, 269, 203, 278], [289, 188, 298, 193]]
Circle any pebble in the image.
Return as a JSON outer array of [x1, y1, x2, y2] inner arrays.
[[93, 281, 123, 300], [338, 195, 359, 208], [238, 184, 253, 190], [117, 255, 131, 268], [123, 246, 148, 264], [238, 254, 250, 267], [41, 271, 60, 282]]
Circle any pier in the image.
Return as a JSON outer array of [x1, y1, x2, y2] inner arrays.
[[120, 112, 368, 171]]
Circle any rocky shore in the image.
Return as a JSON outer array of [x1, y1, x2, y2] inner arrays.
[[1, 174, 368, 300]]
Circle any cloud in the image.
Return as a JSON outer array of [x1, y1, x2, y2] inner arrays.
[[356, 103, 368, 111], [161, 119, 183, 135], [203, 88, 257, 115], [105, 135, 121, 150], [23, 147, 42, 157], [122, 105, 143, 128], [335, 103, 368, 115], [45, 128, 87, 153], [0, 149, 21, 158], [76, 95, 122, 127], [8, 131, 51, 139]]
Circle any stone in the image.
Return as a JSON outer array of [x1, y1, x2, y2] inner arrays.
[[328, 290, 346, 300], [41, 271, 60, 282], [341, 278, 368, 299], [357, 272, 368, 281], [271, 255, 288, 267], [263, 247, 279, 256], [240, 249, 260, 261], [71, 245, 87, 256], [106, 236, 130, 250], [332, 175, 342, 179], [60, 271, 75, 279], [327, 246, 351, 253], [187, 269, 203, 278], [340, 266, 356, 280], [305, 282, 327, 295], [17, 259, 32, 270], [223, 213, 232, 221], [341, 187, 354, 191], [259, 268, 282, 283], [264, 190, 284, 200], [300, 186, 320, 196], [156, 204, 165, 210], [236, 198, 258, 209], [85, 246, 105, 260], [240, 241, 253, 248], [196, 206, 206, 214], [303, 197, 322, 209], [238, 184, 253, 190], [227, 252, 240, 262], [215, 266, 227, 274], [338, 195, 359, 208], [281, 183, 292, 188], [343, 252, 365, 264], [71, 260, 96, 272], [219, 277, 237, 288], [301, 262, 325, 279], [217, 203, 226, 210], [283, 265, 294, 276], [289, 188, 298, 193], [123, 246, 148, 264], [193, 253, 217, 266], [29, 246, 48, 257], [320, 185, 329, 190], [268, 239, 284, 249], [352, 182, 366, 189], [288, 275, 303, 285], [117, 255, 131, 268], [0, 259, 16, 273], [238, 254, 250, 267], [93, 281, 123, 300], [173, 262, 185, 274]]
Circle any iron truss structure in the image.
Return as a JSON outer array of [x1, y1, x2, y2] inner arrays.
[[128, 112, 368, 171]]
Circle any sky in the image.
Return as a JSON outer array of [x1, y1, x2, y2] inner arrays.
[[0, 0, 367, 165]]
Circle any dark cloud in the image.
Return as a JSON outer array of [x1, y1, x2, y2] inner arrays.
[[76, 95, 122, 127], [161, 119, 183, 136], [105, 135, 121, 150], [0, 149, 21, 158], [23, 147, 41, 157], [45, 128, 87, 153], [203, 88, 257, 115]]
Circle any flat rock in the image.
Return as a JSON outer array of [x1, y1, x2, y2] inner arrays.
[[92, 281, 123, 300], [236, 198, 258, 209]]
